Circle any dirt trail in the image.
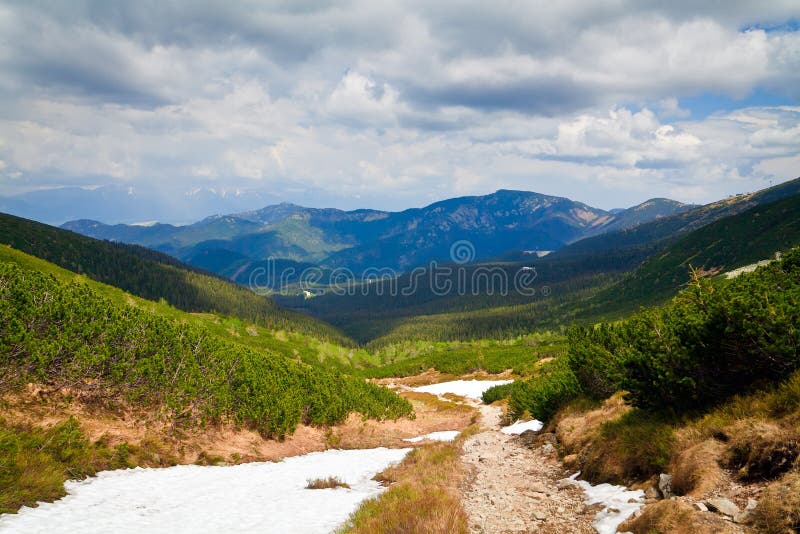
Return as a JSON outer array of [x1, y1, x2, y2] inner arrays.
[[461, 404, 596, 533]]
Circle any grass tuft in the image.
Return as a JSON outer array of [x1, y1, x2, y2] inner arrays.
[[754, 470, 800, 533], [306, 476, 351, 490], [339, 440, 468, 534]]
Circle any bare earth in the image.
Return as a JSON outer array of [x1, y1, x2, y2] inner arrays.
[[461, 403, 595, 534], [1, 385, 474, 465]]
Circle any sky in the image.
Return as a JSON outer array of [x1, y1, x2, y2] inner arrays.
[[0, 0, 799, 212]]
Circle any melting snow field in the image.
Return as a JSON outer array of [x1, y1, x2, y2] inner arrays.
[[499, 420, 544, 434], [0, 448, 411, 534], [412, 379, 512, 400], [562, 473, 645, 534], [402, 430, 460, 443]]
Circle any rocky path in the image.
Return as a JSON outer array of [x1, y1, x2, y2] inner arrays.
[[461, 404, 596, 533]]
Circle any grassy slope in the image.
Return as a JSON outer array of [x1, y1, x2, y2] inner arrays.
[[0, 212, 353, 346], [360, 333, 567, 378], [0, 258, 411, 434], [582, 191, 800, 317], [0, 246, 377, 370]]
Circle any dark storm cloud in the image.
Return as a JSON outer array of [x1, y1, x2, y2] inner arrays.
[[407, 77, 593, 116]]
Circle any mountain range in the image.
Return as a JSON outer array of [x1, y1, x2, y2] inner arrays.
[[61, 190, 691, 277]]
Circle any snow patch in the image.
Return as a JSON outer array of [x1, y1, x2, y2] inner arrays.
[[561, 473, 645, 534], [724, 257, 776, 279], [412, 380, 513, 400], [500, 420, 544, 434], [0, 448, 411, 534], [402, 430, 460, 443]]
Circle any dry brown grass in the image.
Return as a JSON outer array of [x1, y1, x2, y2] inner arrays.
[[753, 470, 800, 533], [620, 499, 739, 534], [553, 393, 676, 484], [554, 392, 629, 452], [0, 382, 479, 468], [306, 476, 351, 489], [723, 419, 800, 482], [339, 437, 469, 534], [670, 438, 725, 497]]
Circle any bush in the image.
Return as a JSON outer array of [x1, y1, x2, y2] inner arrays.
[[566, 324, 628, 400], [508, 358, 581, 421], [481, 382, 514, 404], [566, 247, 800, 414], [0, 262, 412, 439]]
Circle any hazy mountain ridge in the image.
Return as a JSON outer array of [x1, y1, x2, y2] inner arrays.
[[62, 190, 691, 276]]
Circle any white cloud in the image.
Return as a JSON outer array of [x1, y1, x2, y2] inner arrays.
[[0, 1, 797, 211]]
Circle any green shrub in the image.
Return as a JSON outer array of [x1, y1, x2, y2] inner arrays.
[[0, 262, 412, 438], [567, 324, 628, 400], [565, 247, 800, 414], [481, 382, 515, 404], [508, 358, 581, 421]]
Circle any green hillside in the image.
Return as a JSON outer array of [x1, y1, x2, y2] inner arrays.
[[0, 245, 377, 371], [586, 192, 800, 314], [286, 182, 800, 345], [0, 212, 353, 346], [0, 260, 411, 436]]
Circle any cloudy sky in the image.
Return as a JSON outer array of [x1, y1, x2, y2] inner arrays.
[[0, 0, 798, 212]]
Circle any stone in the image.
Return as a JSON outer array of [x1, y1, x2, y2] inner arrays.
[[542, 443, 556, 454], [658, 473, 673, 499], [517, 429, 538, 447], [529, 482, 550, 494], [557, 478, 576, 490], [694, 502, 709, 512], [733, 499, 758, 524], [539, 432, 558, 446], [705, 497, 740, 518], [644, 486, 660, 500]]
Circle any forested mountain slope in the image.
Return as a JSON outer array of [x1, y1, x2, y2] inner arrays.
[[0, 213, 352, 345], [584, 191, 800, 312], [292, 187, 800, 345]]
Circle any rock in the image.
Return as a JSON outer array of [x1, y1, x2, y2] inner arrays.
[[532, 510, 547, 521], [644, 486, 660, 500], [705, 497, 740, 518], [539, 432, 558, 446], [542, 443, 556, 454], [557, 478, 576, 490], [733, 499, 757, 524], [694, 502, 709, 512], [529, 482, 550, 494], [658, 473, 673, 499], [517, 430, 538, 447]]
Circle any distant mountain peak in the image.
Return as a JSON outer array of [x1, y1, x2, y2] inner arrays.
[[59, 188, 695, 275]]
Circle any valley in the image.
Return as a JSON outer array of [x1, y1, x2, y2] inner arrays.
[[2, 179, 800, 533], [3, 3, 800, 532]]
